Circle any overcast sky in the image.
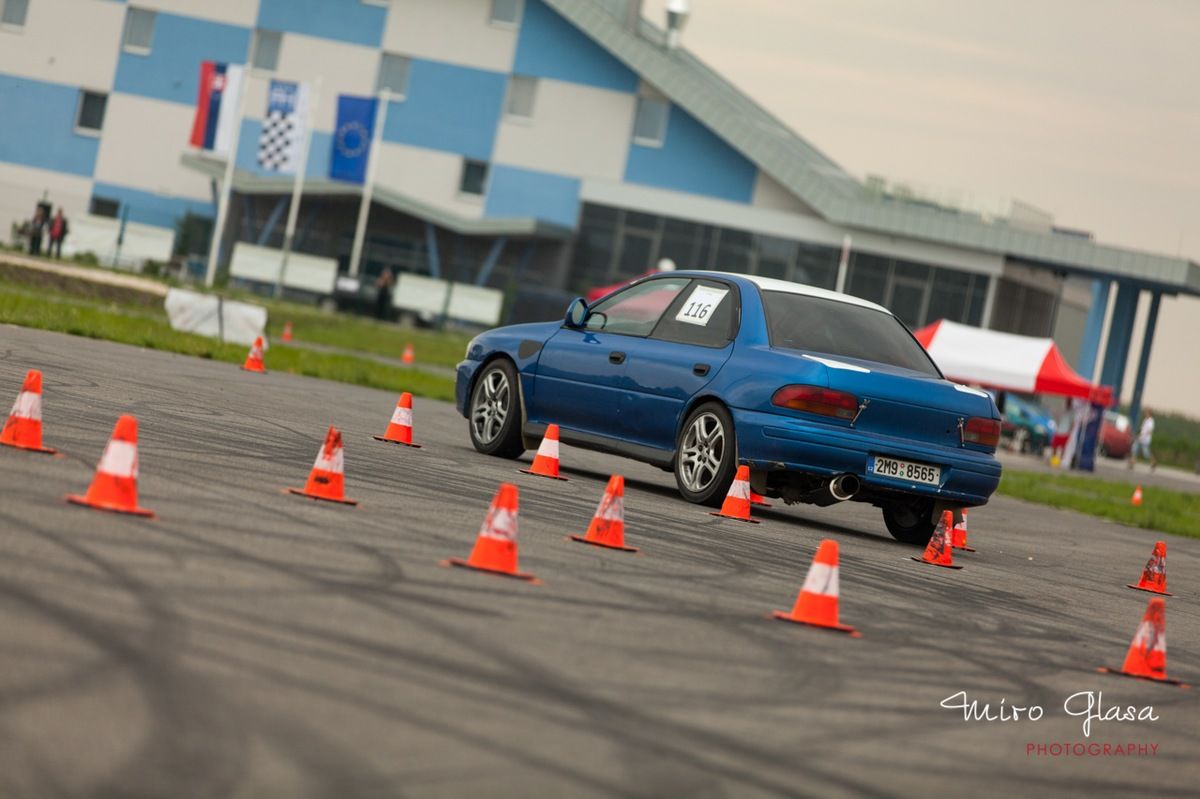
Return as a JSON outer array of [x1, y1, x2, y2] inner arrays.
[[644, 0, 1200, 415]]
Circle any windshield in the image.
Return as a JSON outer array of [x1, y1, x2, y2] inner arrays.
[[761, 290, 941, 377]]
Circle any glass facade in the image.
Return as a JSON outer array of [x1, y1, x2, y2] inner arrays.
[[844, 251, 988, 329], [572, 202, 989, 330], [989, 277, 1058, 337], [572, 203, 840, 294]]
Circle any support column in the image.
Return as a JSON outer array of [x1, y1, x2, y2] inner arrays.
[[1098, 282, 1139, 403], [1127, 291, 1161, 427], [1075, 279, 1111, 381], [424, 222, 441, 279]]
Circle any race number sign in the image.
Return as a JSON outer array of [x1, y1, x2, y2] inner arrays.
[[675, 285, 728, 326]]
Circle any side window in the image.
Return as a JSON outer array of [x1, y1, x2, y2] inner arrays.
[[652, 279, 738, 347], [584, 277, 690, 337]]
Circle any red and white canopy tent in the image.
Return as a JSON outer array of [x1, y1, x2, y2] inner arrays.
[[913, 319, 1112, 406]]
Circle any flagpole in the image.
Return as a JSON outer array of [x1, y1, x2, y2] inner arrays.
[[275, 75, 322, 299], [205, 64, 252, 288], [347, 88, 389, 278], [834, 234, 852, 294]]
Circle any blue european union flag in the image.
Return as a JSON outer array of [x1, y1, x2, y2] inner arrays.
[[330, 95, 378, 184]]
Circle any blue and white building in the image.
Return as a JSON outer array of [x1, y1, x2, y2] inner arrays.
[[1, 0, 1197, 421]]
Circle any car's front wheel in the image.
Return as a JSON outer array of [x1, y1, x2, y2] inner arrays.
[[468, 359, 525, 459], [674, 402, 737, 507], [882, 499, 936, 545]]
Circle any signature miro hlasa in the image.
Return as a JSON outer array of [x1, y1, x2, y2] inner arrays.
[[940, 691, 1159, 738]]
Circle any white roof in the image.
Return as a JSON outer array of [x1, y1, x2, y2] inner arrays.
[[705, 272, 891, 314]]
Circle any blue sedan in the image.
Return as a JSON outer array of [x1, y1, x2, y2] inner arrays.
[[455, 271, 1002, 544]]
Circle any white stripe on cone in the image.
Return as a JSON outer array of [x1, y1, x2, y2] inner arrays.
[[10, 391, 42, 421], [728, 477, 750, 500], [390, 406, 413, 427], [800, 561, 839, 597], [1131, 620, 1167, 655], [595, 494, 623, 521], [97, 440, 138, 478], [537, 436, 559, 460], [313, 444, 345, 473], [480, 507, 518, 542]]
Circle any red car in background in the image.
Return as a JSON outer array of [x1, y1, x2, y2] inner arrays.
[[1099, 410, 1133, 458]]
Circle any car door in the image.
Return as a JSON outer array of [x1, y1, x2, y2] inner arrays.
[[530, 276, 692, 439], [620, 278, 740, 450]]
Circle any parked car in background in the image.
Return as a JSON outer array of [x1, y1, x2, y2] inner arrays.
[[1099, 411, 1133, 458], [997, 393, 1056, 455], [456, 271, 1003, 545]]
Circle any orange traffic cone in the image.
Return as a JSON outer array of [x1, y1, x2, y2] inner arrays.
[[1131, 485, 1144, 506], [951, 509, 976, 552], [65, 415, 154, 517], [1128, 540, 1171, 596], [287, 425, 357, 505], [242, 336, 266, 373], [373, 392, 421, 448], [773, 539, 860, 636], [750, 488, 773, 508], [520, 424, 568, 480], [443, 483, 537, 581], [912, 511, 961, 569], [1, 369, 57, 454], [1100, 598, 1186, 686], [569, 475, 638, 552], [710, 465, 758, 523], [401, 343, 415, 365], [281, 321, 293, 343]]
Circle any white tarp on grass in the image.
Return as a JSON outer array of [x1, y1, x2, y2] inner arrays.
[[164, 288, 266, 346]]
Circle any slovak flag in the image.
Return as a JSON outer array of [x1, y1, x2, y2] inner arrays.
[[189, 61, 245, 155]]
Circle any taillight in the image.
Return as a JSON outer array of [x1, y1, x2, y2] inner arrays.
[[772, 385, 859, 420], [963, 416, 1001, 448]]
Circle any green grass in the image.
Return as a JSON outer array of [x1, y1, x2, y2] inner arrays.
[[255, 300, 472, 368], [0, 284, 457, 401], [998, 470, 1200, 540]]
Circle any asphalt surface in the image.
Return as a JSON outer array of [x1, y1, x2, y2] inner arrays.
[[1, 325, 1197, 799]]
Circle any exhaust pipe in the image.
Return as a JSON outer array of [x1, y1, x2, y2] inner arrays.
[[829, 473, 860, 502], [786, 473, 861, 507]]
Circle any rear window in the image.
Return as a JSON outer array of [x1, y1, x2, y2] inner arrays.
[[761, 290, 941, 377]]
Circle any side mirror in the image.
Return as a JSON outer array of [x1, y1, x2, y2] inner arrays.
[[564, 297, 588, 328]]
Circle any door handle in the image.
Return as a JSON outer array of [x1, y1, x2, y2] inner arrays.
[[609, 351, 626, 364], [693, 363, 711, 376]]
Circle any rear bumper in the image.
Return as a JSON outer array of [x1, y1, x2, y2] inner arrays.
[[733, 408, 1002, 506]]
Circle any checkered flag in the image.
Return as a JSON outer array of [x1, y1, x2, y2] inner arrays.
[[257, 80, 309, 174]]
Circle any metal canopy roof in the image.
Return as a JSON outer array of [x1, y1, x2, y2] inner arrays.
[[180, 153, 572, 240], [548, 0, 1200, 296]]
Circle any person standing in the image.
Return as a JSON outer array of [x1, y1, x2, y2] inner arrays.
[[1129, 408, 1157, 471], [28, 207, 47, 256], [48, 207, 69, 259], [374, 267, 395, 320]]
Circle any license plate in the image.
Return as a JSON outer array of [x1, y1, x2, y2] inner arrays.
[[872, 455, 941, 486]]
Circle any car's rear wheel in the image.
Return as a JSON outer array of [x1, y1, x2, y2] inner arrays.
[[468, 359, 525, 459], [883, 499, 936, 545], [675, 402, 737, 507]]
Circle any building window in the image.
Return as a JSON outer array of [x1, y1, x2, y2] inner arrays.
[[459, 160, 489, 196], [1, 0, 28, 29], [376, 53, 411, 97], [122, 7, 155, 54], [89, 195, 120, 219], [505, 75, 537, 119], [251, 29, 282, 71], [74, 91, 108, 135], [632, 97, 669, 147], [490, 0, 522, 26]]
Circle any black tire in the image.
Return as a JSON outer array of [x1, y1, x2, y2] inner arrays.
[[883, 500, 936, 545], [674, 402, 738, 507], [467, 359, 525, 459]]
